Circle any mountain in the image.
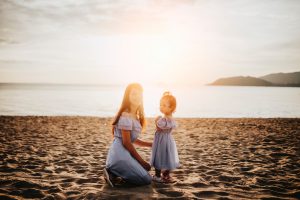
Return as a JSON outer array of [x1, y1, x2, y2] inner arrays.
[[209, 71, 300, 87], [210, 76, 273, 86], [260, 72, 300, 85]]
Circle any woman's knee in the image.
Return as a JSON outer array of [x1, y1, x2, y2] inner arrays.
[[130, 174, 152, 186], [142, 174, 152, 185]]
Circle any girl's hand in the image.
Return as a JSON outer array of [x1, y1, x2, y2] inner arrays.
[[155, 124, 163, 132]]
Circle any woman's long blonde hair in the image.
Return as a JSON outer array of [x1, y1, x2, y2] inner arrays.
[[111, 83, 146, 135]]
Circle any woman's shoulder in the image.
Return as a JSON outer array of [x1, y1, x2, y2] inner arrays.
[[121, 112, 131, 117], [120, 112, 138, 121], [116, 112, 134, 130], [119, 112, 134, 122], [119, 111, 141, 124]]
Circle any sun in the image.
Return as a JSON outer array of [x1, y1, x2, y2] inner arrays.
[[124, 33, 183, 85]]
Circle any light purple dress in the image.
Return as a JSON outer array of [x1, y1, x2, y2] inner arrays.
[[106, 115, 152, 185], [150, 116, 180, 170]]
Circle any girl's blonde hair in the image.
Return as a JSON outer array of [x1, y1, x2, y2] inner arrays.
[[161, 91, 176, 113]]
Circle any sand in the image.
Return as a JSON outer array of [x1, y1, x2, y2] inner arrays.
[[0, 116, 299, 199]]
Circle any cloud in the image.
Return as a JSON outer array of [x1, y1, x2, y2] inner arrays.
[[0, 0, 300, 84], [0, 0, 197, 42]]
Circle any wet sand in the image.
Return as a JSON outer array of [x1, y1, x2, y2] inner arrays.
[[0, 116, 299, 199]]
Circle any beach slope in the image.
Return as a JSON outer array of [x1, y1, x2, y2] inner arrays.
[[0, 116, 299, 199]]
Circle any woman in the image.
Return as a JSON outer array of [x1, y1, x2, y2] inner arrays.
[[104, 83, 152, 186]]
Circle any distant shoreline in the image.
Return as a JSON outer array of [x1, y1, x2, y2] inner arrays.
[[208, 83, 300, 87], [209, 71, 300, 87], [1, 82, 300, 88]]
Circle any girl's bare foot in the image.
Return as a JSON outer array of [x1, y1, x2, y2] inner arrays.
[[152, 175, 164, 183], [162, 175, 176, 183]]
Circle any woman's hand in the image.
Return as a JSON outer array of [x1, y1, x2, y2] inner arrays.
[[141, 161, 151, 171], [134, 139, 152, 147], [122, 130, 151, 171]]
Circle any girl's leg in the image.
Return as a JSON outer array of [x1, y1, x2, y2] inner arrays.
[[153, 168, 164, 183], [162, 170, 170, 179], [155, 168, 161, 177], [162, 170, 176, 183]]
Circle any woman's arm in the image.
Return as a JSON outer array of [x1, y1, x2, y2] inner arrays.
[[121, 130, 151, 171], [133, 139, 152, 147]]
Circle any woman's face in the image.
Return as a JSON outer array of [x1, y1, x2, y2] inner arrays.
[[129, 88, 142, 107]]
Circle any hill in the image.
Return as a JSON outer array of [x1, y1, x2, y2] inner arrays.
[[210, 76, 273, 86], [260, 71, 300, 86], [209, 71, 300, 87]]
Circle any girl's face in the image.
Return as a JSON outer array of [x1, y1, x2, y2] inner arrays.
[[160, 98, 172, 115], [129, 88, 142, 107]]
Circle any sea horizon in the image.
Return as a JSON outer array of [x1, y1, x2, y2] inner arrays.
[[1, 83, 299, 118]]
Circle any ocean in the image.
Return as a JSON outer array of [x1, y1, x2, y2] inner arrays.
[[0, 83, 300, 118]]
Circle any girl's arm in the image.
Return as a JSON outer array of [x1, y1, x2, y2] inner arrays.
[[121, 130, 151, 171], [155, 116, 160, 123], [133, 139, 152, 147], [155, 116, 163, 131]]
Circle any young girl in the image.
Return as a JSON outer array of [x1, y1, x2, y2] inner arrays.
[[150, 91, 180, 183]]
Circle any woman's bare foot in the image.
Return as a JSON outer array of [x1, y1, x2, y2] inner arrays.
[[103, 168, 114, 187]]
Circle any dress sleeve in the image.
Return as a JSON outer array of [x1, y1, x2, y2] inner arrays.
[[156, 117, 175, 129], [117, 116, 133, 131]]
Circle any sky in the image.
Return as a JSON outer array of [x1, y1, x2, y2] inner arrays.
[[0, 0, 300, 86]]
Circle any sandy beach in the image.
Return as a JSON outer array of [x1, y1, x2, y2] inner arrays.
[[0, 116, 299, 199]]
